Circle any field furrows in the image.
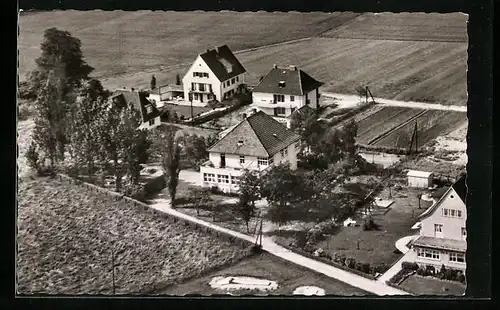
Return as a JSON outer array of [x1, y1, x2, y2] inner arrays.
[[367, 109, 428, 145]]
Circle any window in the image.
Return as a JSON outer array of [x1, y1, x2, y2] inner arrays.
[[290, 95, 295, 102], [231, 176, 240, 184], [240, 155, 245, 164], [217, 174, 229, 184], [417, 248, 441, 260], [146, 105, 153, 114], [231, 78, 235, 84], [274, 107, 286, 115], [306, 99, 311, 105], [280, 148, 288, 157], [442, 208, 463, 218], [449, 252, 466, 263], [236, 76, 239, 82], [199, 84, 205, 92], [193, 72, 209, 78], [273, 94, 285, 103], [257, 157, 268, 166], [203, 72, 209, 78], [268, 156, 274, 165], [461, 227, 466, 236], [209, 84, 213, 93], [149, 118, 155, 126], [194, 93, 199, 100], [291, 107, 296, 113], [191, 82, 196, 90], [295, 142, 301, 150], [203, 173, 216, 182], [434, 224, 443, 232]]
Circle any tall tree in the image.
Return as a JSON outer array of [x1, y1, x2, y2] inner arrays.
[[26, 28, 94, 99], [239, 169, 262, 209], [175, 73, 181, 86], [155, 128, 182, 206], [150, 75, 157, 90], [238, 191, 256, 233], [181, 134, 209, 169]]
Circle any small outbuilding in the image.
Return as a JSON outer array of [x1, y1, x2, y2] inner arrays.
[[407, 170, 433, 188]]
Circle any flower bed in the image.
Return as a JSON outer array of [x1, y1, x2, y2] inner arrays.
[[17, 177, 253, 295]]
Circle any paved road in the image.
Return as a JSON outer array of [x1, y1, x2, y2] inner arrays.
[[149, 199, 410, 296], [321, 92, 467, 112]]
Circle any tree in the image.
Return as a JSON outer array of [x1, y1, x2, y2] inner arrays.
[[150, 75, 157, 90], [25, 141, 41, 174], [239, 169, 262, 209], [155, 128, 182, 206], [181, 134, 209, 169], [261, 164, 311, 228], [189, 187, 212, 216], [355, 85, 367, 102], [238, 191, 256, 233], [175, 73, 181, 85], [26, 28, 94, 101], [340, 119, 358, 159]]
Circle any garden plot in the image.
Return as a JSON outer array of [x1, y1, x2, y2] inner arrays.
[[16, 178, 251, 295], [373, 110, 467, 148]]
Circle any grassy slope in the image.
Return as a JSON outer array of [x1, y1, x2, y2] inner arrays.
[[17, 177, 249, 294], [161, 252, 370, 296], [399, 275, 466, 296]]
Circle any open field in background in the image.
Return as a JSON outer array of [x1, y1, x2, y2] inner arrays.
[[17, 177, 250, 294], [20, 11, 467, 105], [322, 12, 468, 42], [161, 253, 369, 296], [19, 10, 359, 81]]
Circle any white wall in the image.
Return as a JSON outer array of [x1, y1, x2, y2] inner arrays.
[[209, 152, 260, 170], [200, 166, 243, 194], [252, 92, 308, 117], [420, 188, 467, 241], [271, 142, 299, 170], [408, 176, 432, 188], [305, 89, 318, 110], [138, 116, 161, 130], [407, 248, 466, 271], [221, 73, 245, 99], [182, 55, 222, 103]]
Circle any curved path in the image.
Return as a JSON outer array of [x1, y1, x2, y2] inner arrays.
[[376, 235, 419, 284], [149, 198, 410, 296]]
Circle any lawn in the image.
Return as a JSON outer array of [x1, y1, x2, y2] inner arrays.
[[315, 185, 433, 267], [162, 104, 213, 119], [17, 177, 251, 295], [160, 252, 370, 296], [399, 275, 466, 296], [19, 10, 360, 87], [374, 110, 468, 148]]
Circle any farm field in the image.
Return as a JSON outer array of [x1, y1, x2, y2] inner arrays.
[[17, 177, 251, 295], [19, 11, 467, 105], [322, 12, 468, 42], [373, 110, 467, 148], [19, 10, 360, 83], [160, 252, 370, 296]]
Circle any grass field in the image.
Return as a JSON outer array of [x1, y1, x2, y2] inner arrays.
[[374, 110, 467, 148], [322, 12, 468, 42], [399, 275, 466, 296], [17, 177, 251, 295], [160, 253, 369, 296], [19, 11, 467, 105]]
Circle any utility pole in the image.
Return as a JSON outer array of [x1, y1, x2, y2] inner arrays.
[[415, 120, 418, 153], [365, 86, 368, 103], [190, 92, 194, 127]]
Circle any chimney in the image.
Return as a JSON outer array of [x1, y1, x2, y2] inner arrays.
[[273, 64, 277, 69], [289, 65, 297, 71], [206, 48, 210, 53]]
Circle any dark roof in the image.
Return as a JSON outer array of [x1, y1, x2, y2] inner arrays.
[[252, 66, 324, 96], [452, 174, 467, 203], [199, 45, 246, 82], [111, 90, 161, 123], [412, 236, 467, 252], [208, 111, 300, 157], [289, 105, 316, 118], [430, 186, 449, 199], [419, 173, 467, 220]]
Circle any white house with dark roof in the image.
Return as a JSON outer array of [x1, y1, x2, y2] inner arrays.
[[251, 65, 324, 119], [110, 89, 161, 130], [182, 45, 246, 105], [200, 110, 301, 193], [407, 174, 467, 270]]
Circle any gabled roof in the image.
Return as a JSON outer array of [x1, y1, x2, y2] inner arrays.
[[252, 66, 324, 96], [199, 45, 246, 82], [407, 170, 433, 178], [111, 89, 161, 123], [419, 174, 467, 220], [208, 111, 301, 157]]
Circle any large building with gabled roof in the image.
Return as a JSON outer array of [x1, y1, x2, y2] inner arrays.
[[252, 65, 324, 119], [110, 89, 161, 130], [182, 45, 246, 105], [408, 174, 467, 270], [200, 110, 301, 193]]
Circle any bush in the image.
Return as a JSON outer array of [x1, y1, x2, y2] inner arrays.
[[25, 142, 41, 174], [457, 274, 466, 284], [345, 257, 356, 269], [374, 263, 389, 274], [143, 175, 166, 196], [401, 261, 419, 271], [362, 218, 380, 231], [425, 265, 436, 275], [354, 261, 364, 272], [361, 263, 371, 274], [333, 253, 347, 266]]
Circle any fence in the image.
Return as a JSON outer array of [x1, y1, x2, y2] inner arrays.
[[56, 173, 255, 250]]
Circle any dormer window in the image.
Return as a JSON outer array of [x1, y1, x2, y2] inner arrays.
[[279, 81, 286, 88], [237, 140, 244, 147], [146, 105, 153, 114]]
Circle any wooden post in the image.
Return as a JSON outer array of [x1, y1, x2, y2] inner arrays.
[[415, 121, 418, 153], [365, 86, 368, 103]]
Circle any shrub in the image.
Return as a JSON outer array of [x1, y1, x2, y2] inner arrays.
[[425, 265, 436, 275], [345, 257, 356, 269], [416, 267, 426, 276], [143, 175, 166, 196], [361, 263, 371, 274], [390, 269, 407, 284], [362, 218, 380, 231], [374, 263, 389, 274], [457, 274, 466, 284], [25, 142, 41, 174], [333, 253, 347, 265], [401, 262, 419, 271]]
